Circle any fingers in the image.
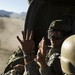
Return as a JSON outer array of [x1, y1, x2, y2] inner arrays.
[[17, 36, 22, 45], [42, 37, 45, 49], [26, 29, 29, 40], [29, 31, 33, 40], [39, 37, 45, 48], [25, 29, 33, 40], [38, 37, 46, 56], [37, 49, 41, 59], [13, 64, 24, 72], [22, 31, 25, 41], [42, 37, 46, 55], [41, 37, 44, 47], [17, 29, 33, 44]]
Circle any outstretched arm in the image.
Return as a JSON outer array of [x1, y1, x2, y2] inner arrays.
[[17, 29, 35, 64], [17, 29, 40, 75]]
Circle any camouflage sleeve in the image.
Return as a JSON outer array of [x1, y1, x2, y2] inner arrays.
[[23, 60, 40, 75], [39, 65, 54, 75], [46, 53, 63, 75]]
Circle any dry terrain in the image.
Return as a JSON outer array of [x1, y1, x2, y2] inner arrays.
[[0, 17, 25, 74]]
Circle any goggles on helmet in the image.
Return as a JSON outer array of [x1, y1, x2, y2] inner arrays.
[[48, 30, 63, 40]]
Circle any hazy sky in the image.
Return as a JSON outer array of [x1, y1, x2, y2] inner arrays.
[[0, 0, 29, 13]]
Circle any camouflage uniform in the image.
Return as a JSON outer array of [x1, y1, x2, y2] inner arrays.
[[23, 47, 63, 75], [1, 48, 63, 75], [2, 19, 72, 75], [23, 19, 72, 75]]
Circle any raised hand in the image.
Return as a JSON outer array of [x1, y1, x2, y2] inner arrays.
[[37, 37, 46, 67], [17, 29, 35, 55]]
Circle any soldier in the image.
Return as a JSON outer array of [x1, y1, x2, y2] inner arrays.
[[37, 19, 72, 75], [15, 19, 72, 75], [60, 35, 75, 75]]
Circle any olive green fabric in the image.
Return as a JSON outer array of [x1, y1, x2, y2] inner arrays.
[[48, 20, 72, 32], [4, 48, 24, 73]]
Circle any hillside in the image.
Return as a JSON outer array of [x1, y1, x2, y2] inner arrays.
[[0, 10, 26, 19], [0, 17, 25, 74]]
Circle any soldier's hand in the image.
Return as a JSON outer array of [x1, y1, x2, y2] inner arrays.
[[13, 64, 24, 73], [36, 37, 47, 68], [17, 29, 35, 55]]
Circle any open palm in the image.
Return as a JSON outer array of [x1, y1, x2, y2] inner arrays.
[[17, 29, 35, 55]]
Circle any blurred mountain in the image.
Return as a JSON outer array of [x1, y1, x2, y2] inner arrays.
[[0, 10, 26, 19]]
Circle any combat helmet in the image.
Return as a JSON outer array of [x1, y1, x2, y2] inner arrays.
[[48, 19, 72, 39], [48, 19, 72, 32], [60, 35, 75, 74]]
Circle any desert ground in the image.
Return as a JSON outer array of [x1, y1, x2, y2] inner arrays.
[[0, 17, 24, 74]]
